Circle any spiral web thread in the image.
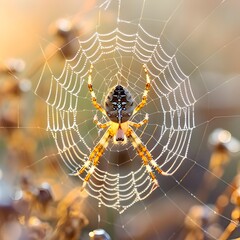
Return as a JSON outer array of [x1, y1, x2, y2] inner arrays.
[[36, 4, 196, 213]]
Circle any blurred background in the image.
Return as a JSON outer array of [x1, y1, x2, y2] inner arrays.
[[1, 0, 240, 239]]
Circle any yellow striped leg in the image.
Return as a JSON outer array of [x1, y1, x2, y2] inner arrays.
[[129, 113, 148, 128], [73, 128, 113, 190], [93, 115, 111, 129], [133, 65, 151, 115], [127, 127, 168, 186], [88, 65, 107, 116]]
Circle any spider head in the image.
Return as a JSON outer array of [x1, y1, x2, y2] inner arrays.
[[105, 85, 134, 123]]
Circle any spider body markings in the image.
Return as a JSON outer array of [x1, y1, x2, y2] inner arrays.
[[105, 85, 134, 124], [105, 85, 134, 142], [74, 65, 169, 190]]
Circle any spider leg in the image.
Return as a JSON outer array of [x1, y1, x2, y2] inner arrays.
[[93, 114, 111, 129], [73, 117, 110, 178], [129, 113, 148, 128], [133, 65, 151, 115], [126, 127, 169, 187], [74, 127, 114, 190], [88, 65, 107, 116]]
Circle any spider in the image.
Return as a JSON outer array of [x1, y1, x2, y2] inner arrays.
[[74, 64, 169, 190]]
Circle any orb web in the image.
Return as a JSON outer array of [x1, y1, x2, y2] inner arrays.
[[35, 4, 196, 213]]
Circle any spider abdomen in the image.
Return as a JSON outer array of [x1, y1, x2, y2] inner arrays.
[[105, 85, 134, 123]]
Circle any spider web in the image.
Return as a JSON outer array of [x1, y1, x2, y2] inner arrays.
[[1, 0, 240, 239], [35, 0, 196, 213]]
